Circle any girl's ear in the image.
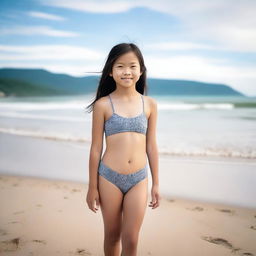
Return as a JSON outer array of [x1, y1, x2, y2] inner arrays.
[[109, 73, 112, 76]]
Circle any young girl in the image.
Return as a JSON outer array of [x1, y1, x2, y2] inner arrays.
[[86, 43, 160, 256]]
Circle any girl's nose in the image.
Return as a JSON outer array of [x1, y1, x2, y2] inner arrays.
[[123, 69, 131, 74]]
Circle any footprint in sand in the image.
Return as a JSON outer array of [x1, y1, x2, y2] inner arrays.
[[250, 225, 256, 230], [13, 211, 25, 215], [216, 208, 235, 215], [8, 221, 20, 224], [75, 248, 92, 255], [200, 236, 252, 254], [0, 229, 8, 236], [0, 237, 23, 252], [64, 196, 69, 199], [72, 189, 81, 193], [32, 239, 47, 245], [12, 183, 19, 187], [186, 206, 204, 211], [167, 199, 175, 203], [36, 204, 42, 208]]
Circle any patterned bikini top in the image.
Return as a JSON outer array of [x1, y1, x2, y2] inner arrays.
[[104, 94, 148, 137]]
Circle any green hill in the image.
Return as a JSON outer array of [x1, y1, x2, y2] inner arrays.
[[0, 68, 245, 97], [0, 78, 68, 97]]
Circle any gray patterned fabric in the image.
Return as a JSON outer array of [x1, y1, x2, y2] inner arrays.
[[98, 160, 148, 194], [104, 94, 148, 137]]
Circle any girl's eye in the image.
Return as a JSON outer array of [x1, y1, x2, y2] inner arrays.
[[115, 65, 137, 68]]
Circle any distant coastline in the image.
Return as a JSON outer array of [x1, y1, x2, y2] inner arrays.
[[0, 68, 245, 97]]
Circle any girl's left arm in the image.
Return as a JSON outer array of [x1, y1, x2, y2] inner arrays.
[[146, 97, 161, 209]]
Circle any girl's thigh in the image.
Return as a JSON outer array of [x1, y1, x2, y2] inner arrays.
[[122, 177, 148, 235], [98, 175, 124, 235]]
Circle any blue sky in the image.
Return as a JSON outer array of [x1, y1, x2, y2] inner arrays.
[[0, 0, 256, 96]]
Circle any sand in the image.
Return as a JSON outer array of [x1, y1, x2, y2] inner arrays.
[[0, 174, 255, 256]]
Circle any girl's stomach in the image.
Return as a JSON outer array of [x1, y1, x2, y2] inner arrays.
[[101, 132, 147, 174]]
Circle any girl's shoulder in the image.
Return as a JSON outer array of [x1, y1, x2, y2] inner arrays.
[[143, 95, 157, 107], [95, 95, 110, 105], [93, 95, 110, 113]]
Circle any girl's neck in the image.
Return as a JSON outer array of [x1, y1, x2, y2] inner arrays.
[[112, 87, 139, 99]]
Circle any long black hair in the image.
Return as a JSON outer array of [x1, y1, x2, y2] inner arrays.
[[85, 43, 148, 113]]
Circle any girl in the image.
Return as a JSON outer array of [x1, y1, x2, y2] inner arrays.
[[86, 43, 160, 256]]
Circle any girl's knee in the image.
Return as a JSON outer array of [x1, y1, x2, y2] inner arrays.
[[121, 232, 138, 248], [105, 229, 121, 244]]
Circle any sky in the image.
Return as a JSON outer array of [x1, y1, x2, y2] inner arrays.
[[0, 0, 256, 96]]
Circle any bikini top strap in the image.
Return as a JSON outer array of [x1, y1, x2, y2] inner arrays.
[[141, 94, 145, 113], [108, 94, 115, 113]]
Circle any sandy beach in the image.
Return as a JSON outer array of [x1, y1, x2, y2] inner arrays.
[[0, 174, 255, 256]]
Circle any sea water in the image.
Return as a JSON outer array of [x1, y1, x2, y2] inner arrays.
[[1, 94, 256, 208], [0, 94, 255, 159]]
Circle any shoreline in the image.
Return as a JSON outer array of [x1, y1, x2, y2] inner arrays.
[[1, 130, 255, 160], [1, 132, 256, 209]]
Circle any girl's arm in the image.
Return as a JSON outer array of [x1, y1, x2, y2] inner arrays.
[[88, 99, 105, 190], [146, 97, 159, 187]]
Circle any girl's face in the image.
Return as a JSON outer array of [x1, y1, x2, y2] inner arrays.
[[109, 51, 142, 88]]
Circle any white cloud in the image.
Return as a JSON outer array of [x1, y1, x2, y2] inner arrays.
[[40, 0, 256, 52], [145, 42, 216, 51], [40, 0, 139, 13], [144, 54, 256, 96], [0, 25, 79, 37], [0, 44, 103, 61], [147, 0, 256, 52], [0, 62, 101, 77], [27, 11, 66, 21], [1, 51, 255, 95]]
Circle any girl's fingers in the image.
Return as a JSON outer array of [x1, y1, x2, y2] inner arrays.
[[149, 200, 159, 209], [152, 202, 159, 209]]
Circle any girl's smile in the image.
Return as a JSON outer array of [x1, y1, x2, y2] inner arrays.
[[109, 51, 142, 87]]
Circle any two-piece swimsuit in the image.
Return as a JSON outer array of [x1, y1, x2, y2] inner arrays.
[[98, 93, 148, 194]]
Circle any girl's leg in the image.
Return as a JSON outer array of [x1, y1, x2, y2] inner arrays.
[[121, 177, 148, 256], [98, 175, 124, 256]]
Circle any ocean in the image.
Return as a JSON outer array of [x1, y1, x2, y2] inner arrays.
[[1, 94, 256, 208], [0, 94, 255, 159]]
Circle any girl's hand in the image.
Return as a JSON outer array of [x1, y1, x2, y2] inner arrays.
[[149, 185, 161, 209], [86, 187, 100, 213]]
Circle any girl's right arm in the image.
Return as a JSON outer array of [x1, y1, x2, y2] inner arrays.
[[86, 98, 105, 213]]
